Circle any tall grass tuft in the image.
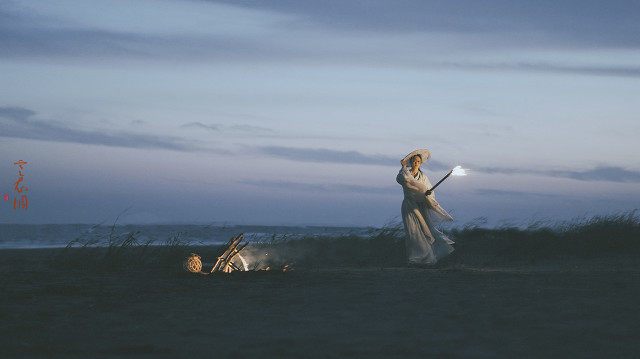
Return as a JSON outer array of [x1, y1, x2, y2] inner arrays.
[[447, 211, 640, 264], [54, 222, 196, 273]]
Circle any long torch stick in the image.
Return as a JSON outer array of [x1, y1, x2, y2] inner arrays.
[[425, 166, 467, 195], [426, 170, 453, 194]]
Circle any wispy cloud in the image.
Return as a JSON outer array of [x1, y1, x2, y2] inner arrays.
[[0, 107, 36, 121], [242, 179, 396, 195], [213, 0, 640, 48], [181, 122, 220, 131], [557, 167, 640, 183], [0, 106, 195, 151], [528, 64, 640, 78], [257, 146, 412, 168], [181, 122, 272, 134], [0, 3, 288, 62], [470, 188, 564, 199], [244, 165, 640, 197], [258, 146, 392, 166], [3, 1, 639, 79], [476, 165, 640, 183], [227, 124, 273, 133], [442, 62, 640, 78], [256, 146, 454, 170]]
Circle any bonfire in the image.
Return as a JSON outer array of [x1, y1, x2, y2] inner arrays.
[[183, 234, 249, 274]]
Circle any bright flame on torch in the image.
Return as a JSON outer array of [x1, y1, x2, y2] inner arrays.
[[451, 165, 468, 176], [427, 165, 469, 194]]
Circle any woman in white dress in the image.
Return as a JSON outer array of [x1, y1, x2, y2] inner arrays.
[[396, 149, 455, 265]]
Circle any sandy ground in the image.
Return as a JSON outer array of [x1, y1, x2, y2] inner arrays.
[[2, 248, 640, 359]]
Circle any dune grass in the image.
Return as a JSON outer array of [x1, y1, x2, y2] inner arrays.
[[447, 211, 640, 264], [247, 212, 640, 268], [51, 211, 639, 272], [53, 220, 200, 272]]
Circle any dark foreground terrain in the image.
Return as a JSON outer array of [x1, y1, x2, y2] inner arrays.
[[2, 246, 639, 359]]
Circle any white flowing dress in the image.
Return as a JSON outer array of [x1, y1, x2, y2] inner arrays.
[[396, 168, 455, 265]]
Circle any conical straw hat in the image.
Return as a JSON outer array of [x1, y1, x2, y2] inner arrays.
[[402, 149, 431, 164]]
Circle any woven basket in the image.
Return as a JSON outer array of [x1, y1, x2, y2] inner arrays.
[[183, 253, 203, 273]]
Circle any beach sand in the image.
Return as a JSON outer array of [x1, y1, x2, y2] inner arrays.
[[2, 247, 640, 359]]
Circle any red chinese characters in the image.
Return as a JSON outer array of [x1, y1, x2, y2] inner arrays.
[[13, 160, 28, 210]]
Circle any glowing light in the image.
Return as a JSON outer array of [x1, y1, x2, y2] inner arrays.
[[451, 165, 468, 176], [238, 254, 249, 271]]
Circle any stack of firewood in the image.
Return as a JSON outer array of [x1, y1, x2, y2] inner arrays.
[[183, 234, 248, 274], [211, 234, 248, 273]]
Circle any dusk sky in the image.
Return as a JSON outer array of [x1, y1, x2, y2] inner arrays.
[[1, 0, 639, 227]]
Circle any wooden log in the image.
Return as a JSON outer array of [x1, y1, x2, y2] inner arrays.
[[212, 234, 244, 272], [221, 242, 249, 272], [226, 242, 248, 262], [219, 239, 246, 264]]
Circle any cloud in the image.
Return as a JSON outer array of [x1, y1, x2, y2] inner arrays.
[[0, 4, 288, 62], [257, 146, 453, 170], [181, 122, 220, 131], [0, 25, 265, 63], [242, 179, 396, 195], [0, 106, 195, 151], [180, 122, 272, 134], [3, 0, 639, 76], [476, 165, 640, 183], [241, 165, 640, 198], [258, 146, 391, 165], [528, 64, 640, 78], [558, 167, 640, 183], [0, 9, 146, 59], [257, 146, 402, 167], [210, 0, 640, 48], [471, 188, 563, 199], [227, 124, 273, 133], [442, 62, 640, 78], [0, 107, 36, 121]]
